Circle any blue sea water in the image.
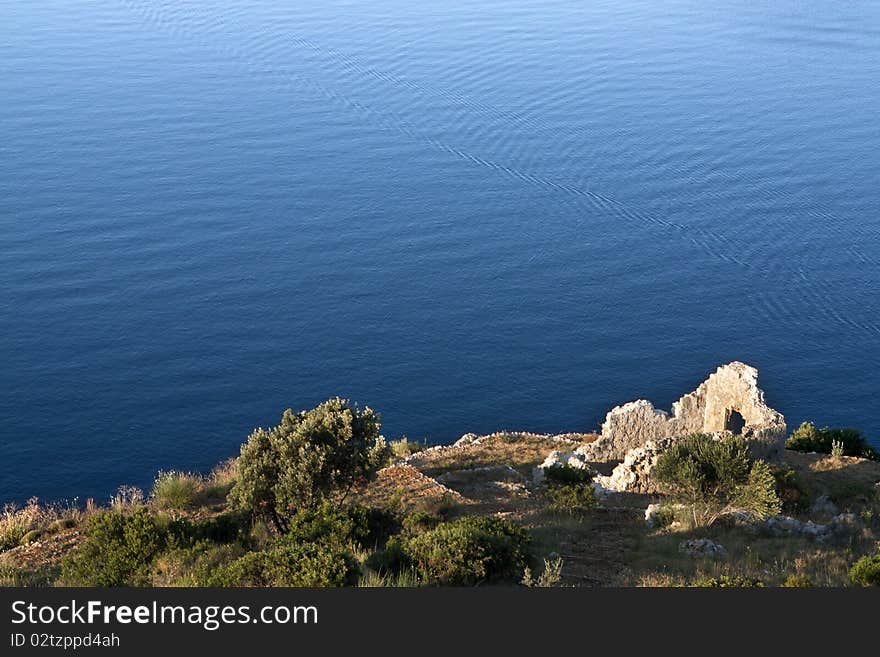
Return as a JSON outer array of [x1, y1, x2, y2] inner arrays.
[[1, 0, 879, 503]]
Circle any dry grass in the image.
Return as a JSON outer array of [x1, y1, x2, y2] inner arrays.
[[783, 450, 880, 510], [110, 485, 145, 512], [410, 432, 598, 479], [353, 464, 470, 514], [1, 498, 88, 553], [627, 513, 880, 587]]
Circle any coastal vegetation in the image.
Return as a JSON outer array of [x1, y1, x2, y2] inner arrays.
[[652, 434, 782, 527], [2, 399, 880, 588], [785, 421, 879, 461]]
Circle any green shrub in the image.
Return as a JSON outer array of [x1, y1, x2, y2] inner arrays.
[[770, 465, 812, 513], [849, 554, 880, 586], [365, 538, 412, 575], [228, 398, 391, 533], [402, 515, 531, 585], [174, 512, 250, 545], [692, 575, 765, 588], [62, 508, 167, 586], [206, 540, 359, 587], [650, 504, 678, 528], [151, 541, 246, 586], [545, 483, 597, 516], [344, 505, 401, 549], [521, 556, 564, 587], [412, 492, 457, 519], [786, 422, 878, 460], [781, 575, 814, 587], [653, 434, 782, 527], [151, 471, 200, 511], [401, 511, 443, 534], [543, 463, 595, 485], [389, 437, 424, 460]]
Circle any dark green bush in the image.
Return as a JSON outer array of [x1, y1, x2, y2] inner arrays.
[[345, 505, 401, 549], [545, 482, 597, 516], [151, 541, 246, 586], [770, 465, 812, 513], [365, 538, 412, 575], [653, 434, 781, 527], [543, 463, 595, 485], [402, 515, 531, 585], [785, 422, 878, 460], [206, 540, 359, 587], [162, 511, 250, 547], [280, 503, 397, 551], [228, 399, 390, 533], [849, 554, 880, 586], [692, 575, 765, 588], [61, 508, 167, 586], [401, 511, 443, 534]]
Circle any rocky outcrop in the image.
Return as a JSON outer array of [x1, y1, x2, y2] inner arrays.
[[594, 438, 674, 494], [578, 362, 786, 462]]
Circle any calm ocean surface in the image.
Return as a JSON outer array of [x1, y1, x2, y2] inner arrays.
[[2, 0, 879, 503]]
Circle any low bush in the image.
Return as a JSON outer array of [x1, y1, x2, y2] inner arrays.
[[402, 515, 531, 585], [692, 575, 765, 588], [206, 540, 359, 587], [151, 541, 246, 586], [389, 437, 425, 460], [151, 471, 201, 511], [345, 505, 401, 549], [770, 465, 812, 513], [649, 504, 678, 528], [849, 554, 880, 586], [365, 538, 412, 575], [543, 463, 595, 486], [786, 422, 878, 460], [781, 575, 814, 587], [401, 511, 443, 534], [545, 483, 597, 516], [281, 503, 397, 551], [653, 434, 782, 527], [521, 556, 564, 587], [61, 508, 168, 586]]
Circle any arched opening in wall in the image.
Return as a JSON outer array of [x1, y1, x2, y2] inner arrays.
[[724, 409, 746, 435]]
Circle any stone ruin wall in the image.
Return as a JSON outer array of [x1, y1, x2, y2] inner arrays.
[[579, 361, 787, 463]]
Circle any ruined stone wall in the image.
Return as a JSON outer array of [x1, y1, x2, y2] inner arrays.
[[579, 362, 787, 462]]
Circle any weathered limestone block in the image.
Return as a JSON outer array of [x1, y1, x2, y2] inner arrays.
[[594, 438, 674, 494], [578, 362, 786, 462], [533, 450, 594, 485]]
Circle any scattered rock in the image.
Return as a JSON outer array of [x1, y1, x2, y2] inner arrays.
[[679, 538, 727, 558], [453, 433, 481, 447], [644, 503, 662, 526], [594, 438, 675, 494], [533, 450, 595, 484], [745, 512, 858, 542]]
